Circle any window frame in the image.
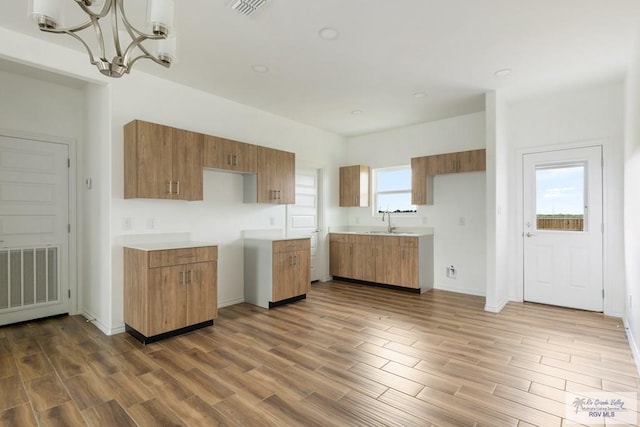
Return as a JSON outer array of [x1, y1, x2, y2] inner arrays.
[[371, 165, 417, 216]]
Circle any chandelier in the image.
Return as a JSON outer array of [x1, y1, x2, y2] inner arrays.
[[29, 0, 177, 78]]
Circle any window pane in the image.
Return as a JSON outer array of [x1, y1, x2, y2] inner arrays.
[[377, 168, 411, 192], [376, 192, 416, 213], [536, 164, 584, 231]]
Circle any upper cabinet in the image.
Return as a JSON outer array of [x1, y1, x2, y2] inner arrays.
[[339, 165, 370, 207], [124, 120, 203, 201], [412, 149, 486, 205], [203, 135, 257, 174], [244, 146, 295, 204], [124, 120, 296, 204]]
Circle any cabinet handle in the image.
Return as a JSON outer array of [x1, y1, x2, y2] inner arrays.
[[167, 180, 173, 194], [175, 181, 180, 195]]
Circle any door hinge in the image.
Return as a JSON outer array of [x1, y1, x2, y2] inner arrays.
[[67, 158, 71, 168], [68, 224, 71, 233]]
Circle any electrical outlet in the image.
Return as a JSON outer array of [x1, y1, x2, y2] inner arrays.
[[447, 265, 456, 279]]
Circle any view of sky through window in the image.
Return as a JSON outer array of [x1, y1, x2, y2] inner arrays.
[[374, 167, 416, 213], [536, 165, 584, 215]]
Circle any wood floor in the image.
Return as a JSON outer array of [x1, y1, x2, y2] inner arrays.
[[0, 281, 638, 426]]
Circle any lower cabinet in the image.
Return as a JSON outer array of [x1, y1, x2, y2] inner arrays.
[[329, 233, 432, 292], [124, 245, 218, 343], [244, 238, 311, 308]]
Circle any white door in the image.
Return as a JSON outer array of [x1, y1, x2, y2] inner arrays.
[[523, 146, 603, 311], [287, 168, 320, 281], [0, 136, 70, 325]]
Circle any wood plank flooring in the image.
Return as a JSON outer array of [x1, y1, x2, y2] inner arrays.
[[0, 281, 638, 426]]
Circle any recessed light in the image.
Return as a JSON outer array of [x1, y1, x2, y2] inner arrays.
[[252, 64, 269, 73], [319, 27, 339, 40], [413, 92, 427, 99], [494, 68, 512, 77], [351, 109, 363, 115]]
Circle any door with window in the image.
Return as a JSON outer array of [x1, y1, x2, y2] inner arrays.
[[0, 136, 70, 325], [523, 146, 603, 311]]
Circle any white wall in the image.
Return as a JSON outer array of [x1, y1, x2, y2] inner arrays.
[[624, 38, 640, 373], [0, 28, 348, 334], [108, 72, 347, 332], [506, 83, 626, 317], [347, 113, 487, 296], [82, 83, 112, 331], [485, 92, 510, 312]]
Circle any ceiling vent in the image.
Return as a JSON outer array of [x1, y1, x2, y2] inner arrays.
[[228, 0, 268, 16]]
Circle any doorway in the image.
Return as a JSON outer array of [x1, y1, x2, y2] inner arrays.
[[287, 168, 321, 282], [522, 146, 603, 311], [0, 135, 70, 325]]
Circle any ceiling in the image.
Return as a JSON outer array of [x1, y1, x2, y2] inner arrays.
[[0, 1, 639, 136]]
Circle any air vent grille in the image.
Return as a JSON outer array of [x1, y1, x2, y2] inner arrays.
[[229, 0, 268, 16]]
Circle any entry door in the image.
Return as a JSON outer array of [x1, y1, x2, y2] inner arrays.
[[523, 146, 603, 311], [287, 168, 320, 281], [0, 136, 70, 325]]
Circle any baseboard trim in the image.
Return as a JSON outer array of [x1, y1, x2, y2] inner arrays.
[[484, 296, 509, 313], [624, 318, 640, 376], [218, 297, 245, 308]]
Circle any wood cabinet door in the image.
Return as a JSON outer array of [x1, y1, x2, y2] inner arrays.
[[204, 136, 257, 173], [329, 241, 352, 278], [256, 146, 278, 203], [132, 121, 174, 199], [148, 265, 187, 336], [339, 166, 356, 206], [457, 149, 486, 173], [172, 128, 203, 201], [352, 243, 375, 282], [429, 153, 458, 175], [272, 252, 294, 302], [411, 157, 429, 205], [339, 165, 369, 207], [186, 261, 217, 325], [277, 149, 295, 204], [292, 249, 311, 296], [399, 247, 419, 288]]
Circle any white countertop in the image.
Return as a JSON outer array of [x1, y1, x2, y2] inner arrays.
[[123, 241, 216, 251], [328, 227, 434, 237], [244, 236, 311, 242]]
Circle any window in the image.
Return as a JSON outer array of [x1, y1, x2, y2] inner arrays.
[[372, 166, 416, 214], [535, 163, 586, 231]]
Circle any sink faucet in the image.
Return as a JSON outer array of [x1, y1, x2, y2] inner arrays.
[[382, 211, 394, 233]]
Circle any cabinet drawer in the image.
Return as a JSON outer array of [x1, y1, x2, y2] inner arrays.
[[273, 239, 310, 253], [329, 233, 354, 243], [149, 246, 218, 268]]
